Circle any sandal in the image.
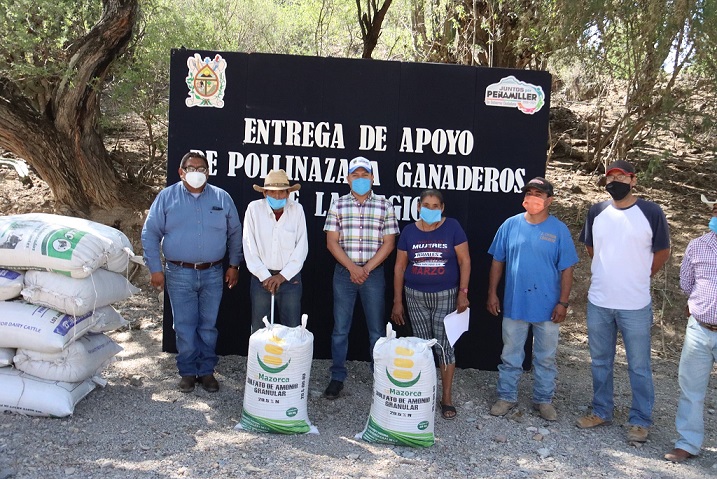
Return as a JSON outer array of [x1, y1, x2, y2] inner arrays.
[[439, 401, 457, 420]]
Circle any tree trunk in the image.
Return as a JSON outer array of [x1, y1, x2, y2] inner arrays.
[[0, 0, 138, 214], [356, 0, 394, 59]]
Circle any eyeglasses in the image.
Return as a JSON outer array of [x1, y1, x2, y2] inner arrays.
[[605, 174, 633, 182], [183, 166, 208, 173]]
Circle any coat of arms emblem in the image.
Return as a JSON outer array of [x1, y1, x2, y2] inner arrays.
[[186, 54, 227, 108]]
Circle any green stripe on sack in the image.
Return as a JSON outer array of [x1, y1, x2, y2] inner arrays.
[[361, 416, 434, 448], [240, 409, 310, 435]]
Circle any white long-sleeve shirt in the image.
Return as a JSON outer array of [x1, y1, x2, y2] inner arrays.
[[242, 198, 308, 282]]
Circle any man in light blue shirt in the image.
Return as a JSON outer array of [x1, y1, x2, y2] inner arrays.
[[487, 177, 578, 421], [142, 151, 242, 393]]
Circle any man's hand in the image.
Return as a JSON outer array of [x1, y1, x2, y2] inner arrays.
[[486, 292, 501, 316], [150, 272, 165, 290], [551, 303, 568, 323], [262, 274, 286, 294], [349, 264, 369, 284], [225, 268, 238, 289]]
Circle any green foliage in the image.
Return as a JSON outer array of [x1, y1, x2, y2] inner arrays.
[[0, 1, 101, 109]]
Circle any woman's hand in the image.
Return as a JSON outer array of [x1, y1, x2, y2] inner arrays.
[[391, 302, 406, 325]]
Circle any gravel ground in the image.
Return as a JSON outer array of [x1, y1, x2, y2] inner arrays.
[[1, 289, 716, 479]]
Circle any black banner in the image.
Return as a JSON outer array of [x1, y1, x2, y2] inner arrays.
[[165, 50, 551, 370]]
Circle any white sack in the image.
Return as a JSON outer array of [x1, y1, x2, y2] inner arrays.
[[357, 323, 437, 448], [0, 367, 97, 417], [0, 269, 24, 300], [18, 213, 136, 273], [14, 332, 122, 382], [88, 305, 129, 333], [0, 347, 14, 367], [22, 268, 139, 316], [0, 300, 97, 353], [237, 315, 317, 434], [0, 215, 109, 278]]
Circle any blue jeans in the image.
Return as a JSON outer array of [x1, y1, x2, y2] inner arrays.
[[165, 262, 224, 377], [250, 273, 302, 332], [586, 301, 654, 427], [675, 316, 717, 454], [497, 318, 560, 404], [330, 264, 386, 382]]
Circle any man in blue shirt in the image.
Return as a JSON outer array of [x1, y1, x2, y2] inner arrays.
[[142, 151, 242, 393], [487, 177, 579, 421]]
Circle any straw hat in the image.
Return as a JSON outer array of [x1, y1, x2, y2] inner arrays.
[[252, 169, 301, 193]]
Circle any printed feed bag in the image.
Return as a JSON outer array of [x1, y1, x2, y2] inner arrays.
[[238, 315, 317, 434], [0, 347, 14, 367], [0, 300, 98, 353], [18, 213, 136, 273], [357, 323, 437, 448], [0, 367, 98, 417], [22, 268, 139, 316], [0, 215, 109, 278], [14, 332, 123, 382], [0, 268, 24, 300]]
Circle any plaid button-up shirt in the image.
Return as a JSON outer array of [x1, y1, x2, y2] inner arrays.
[[324, 191, 399, 265], [681, 231, 717, 324]]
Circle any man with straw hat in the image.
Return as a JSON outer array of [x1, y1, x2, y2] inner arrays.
[[243, 169, 307, 333], [664, 194, 717, 463]]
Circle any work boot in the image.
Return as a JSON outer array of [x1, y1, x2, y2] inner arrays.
[[576, 413, 611, 429], [179, 375, 196, 393], [490, 400, 517, 416], [198, 374, 219, 392], [533, 403, 557, 421]]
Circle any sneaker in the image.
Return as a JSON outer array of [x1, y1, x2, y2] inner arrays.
[[198, 374, 219, 392], [324, 379, 343, 399], [178, 375, 196, 393], [627, 425, 649, 442], [490, 400, 517, 416], [533, 403, 557, 421], [576, 413, 611, 429]]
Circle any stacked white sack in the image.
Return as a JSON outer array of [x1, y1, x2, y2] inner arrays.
[[0, 268, 24, 300], [237, 315, 318, 434], [14, 213, 137, 272], [0, 347, 14, 367], [14, 332, 123, 382], [0, 368, 99, 417], [22, 268, 139, 316], [0, 213, 138, 275], [357, 323, 438, 448]]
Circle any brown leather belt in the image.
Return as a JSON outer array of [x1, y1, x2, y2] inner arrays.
[[168, 260, 223, 270], [698, 320, 717, 332]]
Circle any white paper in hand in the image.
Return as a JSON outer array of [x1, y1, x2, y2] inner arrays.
[[443, 307, 470, 347]]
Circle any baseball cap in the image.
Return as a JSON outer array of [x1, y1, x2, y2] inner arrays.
[[521, 177, 554, 197], [606, 160, 636, 176], [348, 156, 372, 173]]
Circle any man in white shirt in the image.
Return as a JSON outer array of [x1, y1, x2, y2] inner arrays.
[[243, 170, 308, 332]]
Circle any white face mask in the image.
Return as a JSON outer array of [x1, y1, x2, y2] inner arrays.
[[184, 171, 207, 189]]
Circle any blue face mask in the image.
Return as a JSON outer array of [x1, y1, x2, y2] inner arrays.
[[351, 177, 372, 196], [709, 217, 717, 234], [266, 196, 287, 210], [419, 207, 442, 224]]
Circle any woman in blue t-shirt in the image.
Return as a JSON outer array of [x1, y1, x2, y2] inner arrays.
[[390, 189, 471, 420]]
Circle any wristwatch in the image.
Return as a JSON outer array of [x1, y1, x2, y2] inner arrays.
[[558, 301, 569, 308]]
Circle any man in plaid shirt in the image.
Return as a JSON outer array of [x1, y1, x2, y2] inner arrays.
[[322, 156, 400, 399], [665, 194, 717, 463]]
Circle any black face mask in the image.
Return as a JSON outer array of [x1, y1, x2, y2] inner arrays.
[[606, 181, 631, 201]]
